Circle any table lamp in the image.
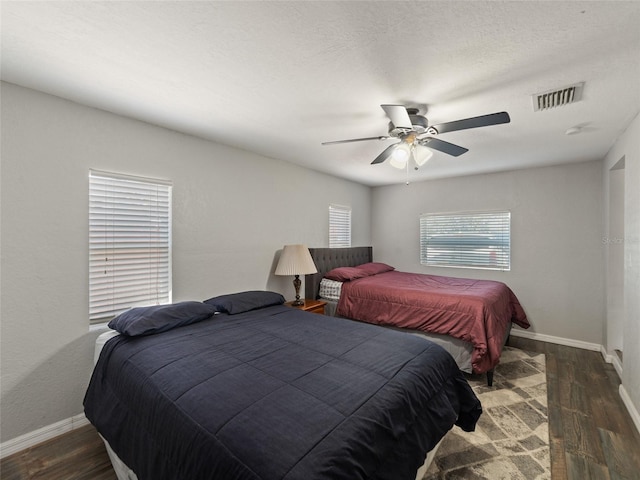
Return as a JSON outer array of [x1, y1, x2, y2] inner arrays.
[[275, 244, 318, 306]]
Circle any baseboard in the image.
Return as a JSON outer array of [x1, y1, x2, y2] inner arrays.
[[598, 346, 624, 379], [619, 384, 640, 435], [509, 328, 602, 351], [0, 413, 89, 459], [611, 354, 624, 379]]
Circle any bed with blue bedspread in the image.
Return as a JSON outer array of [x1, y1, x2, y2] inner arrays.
[[84, 291, 481, 480]]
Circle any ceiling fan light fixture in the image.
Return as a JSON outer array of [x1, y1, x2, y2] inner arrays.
[[389, 143, 410, 169], [413, 146, 433, 166]]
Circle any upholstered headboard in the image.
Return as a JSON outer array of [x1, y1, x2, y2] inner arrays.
[[305, 247, 373, 300]]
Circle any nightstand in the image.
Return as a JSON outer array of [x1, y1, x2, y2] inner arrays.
[[284, 299, 327, 315]]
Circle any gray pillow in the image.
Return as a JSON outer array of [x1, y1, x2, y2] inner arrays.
[[108, 301, 217, 336], [204, 290, 285, 315]]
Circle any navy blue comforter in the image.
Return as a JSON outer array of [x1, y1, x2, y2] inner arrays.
[[84, 305, 481, 480]]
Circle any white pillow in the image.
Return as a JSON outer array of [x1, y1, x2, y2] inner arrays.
[[319, 278, 343, 301]]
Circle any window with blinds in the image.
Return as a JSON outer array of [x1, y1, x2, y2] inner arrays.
[[329, 204, 351, 248], [419, 210, 510, 271], [89, 170, 172, 323]]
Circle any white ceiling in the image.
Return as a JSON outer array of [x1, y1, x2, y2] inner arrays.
[[2, 1, 639, 186]]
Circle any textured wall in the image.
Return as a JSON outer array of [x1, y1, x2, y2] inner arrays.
[[371, 161, 604, 344], [0, 82, 371, 442]]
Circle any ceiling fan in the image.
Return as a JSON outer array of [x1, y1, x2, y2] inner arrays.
[[322, 105, 510, 170]]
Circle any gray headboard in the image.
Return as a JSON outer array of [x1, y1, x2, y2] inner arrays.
[[305, 247, 373, 300]]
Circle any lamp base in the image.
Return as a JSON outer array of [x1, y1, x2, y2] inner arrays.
[[292, 275, 303, 306]]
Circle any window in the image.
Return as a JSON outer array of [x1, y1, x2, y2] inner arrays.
[[89, 170, 172, 323], [329, 204, 351, 248], [420, 210, 510, 271]]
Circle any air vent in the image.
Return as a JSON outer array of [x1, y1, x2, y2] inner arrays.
[[532, 82, 584, 111]]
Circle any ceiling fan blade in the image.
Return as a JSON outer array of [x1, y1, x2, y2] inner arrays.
[[381, 104, 413, 129], [431, 112, 510, 134], [322, 135, 389, 145], [419, 137, 469, 157], [371, 143, 400, 164]]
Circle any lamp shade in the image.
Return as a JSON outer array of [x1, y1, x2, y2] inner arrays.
[[275, 244, 318, 276], [413, 145, 433, 166]]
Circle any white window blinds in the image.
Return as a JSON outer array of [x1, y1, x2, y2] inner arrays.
[[89, 170, 172, 322], [420, 210, 510, 271], [329, 204, 351, 248]]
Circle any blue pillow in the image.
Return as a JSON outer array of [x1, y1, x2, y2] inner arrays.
[[203, 290, 285, 315], [108, 301, 217, 336]]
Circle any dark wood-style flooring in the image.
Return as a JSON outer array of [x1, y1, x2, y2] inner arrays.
[[2, 338, 639, 479], [509, 337, 640, 480]]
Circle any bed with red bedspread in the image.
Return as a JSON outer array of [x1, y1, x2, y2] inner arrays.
[[336, 269, 529, 375], [305, 247, 529, 382]]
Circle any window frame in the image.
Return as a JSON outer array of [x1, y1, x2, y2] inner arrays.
[[329, 204, 352, 248], [419, 210, 511, 271], [89, 169, 173, 323]]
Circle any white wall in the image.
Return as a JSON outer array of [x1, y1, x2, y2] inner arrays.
[[603, 112, 640, 422], [0, 82, 371, 442], [2, 78, 636, 446], [371, 161, 604, 344]]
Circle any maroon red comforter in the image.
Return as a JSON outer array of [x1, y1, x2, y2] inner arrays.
[[336, 271, 529, 374]]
